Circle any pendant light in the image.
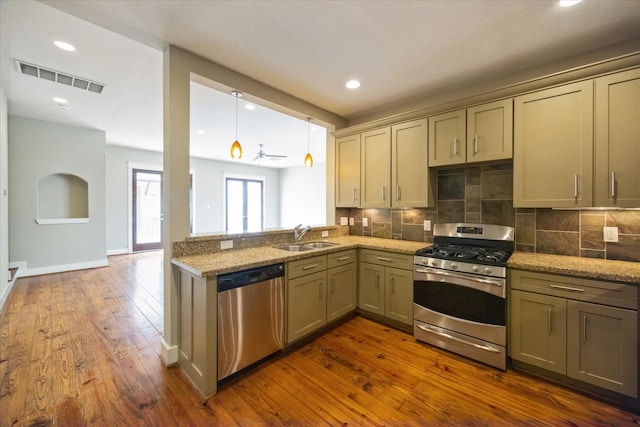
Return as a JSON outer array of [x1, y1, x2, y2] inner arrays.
[[230, 91, 243, 159], [304, 117, 313, 168]]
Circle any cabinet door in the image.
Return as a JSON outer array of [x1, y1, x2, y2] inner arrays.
[[510, 290, 567, 375], [514, 81, 593, 207], [595, 68, 640, 207], [336, 134, 361, 207], [567, 300, 638, 398], [358, 262, 385, 315], [287, 271, 327, 343], [391, 118, 434, 208], [327, 263, 357, 322], [360, 128, 391, 208], [384, 267, 413, 325], [428, 109, 466, 167], [467, 99, 513, 163]]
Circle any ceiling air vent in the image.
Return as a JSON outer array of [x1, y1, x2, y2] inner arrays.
[[14, 59, 106, 94]]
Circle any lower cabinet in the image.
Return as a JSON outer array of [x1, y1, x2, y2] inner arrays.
[[358, 249, 413, 326], [510, 269, 638, 398], [287, 250, 357, 344]]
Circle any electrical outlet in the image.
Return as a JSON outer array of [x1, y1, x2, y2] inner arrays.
[[423, 220, 432, 231], [363, 217, 369, 227], [603, 227, 619, 243], [349, 217, 354, 226], [220, 240, 234, 250], [340, 217, 348, 226], [321, 230, 329, 237]]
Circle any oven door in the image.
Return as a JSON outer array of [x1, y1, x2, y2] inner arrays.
[[413, 266, 506, 346]]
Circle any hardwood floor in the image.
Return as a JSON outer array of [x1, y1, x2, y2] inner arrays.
[[0, 251, 637, 426]]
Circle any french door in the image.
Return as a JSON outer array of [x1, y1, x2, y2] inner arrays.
[[132, 169, 163, 252], [225, 177, 264, 233]]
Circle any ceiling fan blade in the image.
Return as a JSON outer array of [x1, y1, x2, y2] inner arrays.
[[264, 153, 287, 159], [252, 155, 260, 161]]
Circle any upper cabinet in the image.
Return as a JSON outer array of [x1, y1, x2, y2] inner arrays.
[[428, 99, 513, 167], [335, 134, 361, 207], [594, 68, 640, 207], [391, 119, 435, 208], [361, 128, 391, 208], [514, 81, 594, 208]]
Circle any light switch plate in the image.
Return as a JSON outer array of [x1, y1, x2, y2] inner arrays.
[[220, 240, 234, 250], [340, 217, 348, 225], [603, 227, 619, 243], [321, 230, 329, 237], [423, 220, 432, 231], [349, 217, 355, 226], [363, 217, 368, 227]]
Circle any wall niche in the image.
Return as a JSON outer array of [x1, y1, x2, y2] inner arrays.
[[36, 173, 89, 224]]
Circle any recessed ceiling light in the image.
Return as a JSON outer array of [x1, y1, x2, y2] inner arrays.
[[559, 0, 583, 7], [244, 104, 256, 110], [196, 129, 205, 134], [346, 79, 361, 89], [53, 97, 68, 104], [54, 41, 76, 52]]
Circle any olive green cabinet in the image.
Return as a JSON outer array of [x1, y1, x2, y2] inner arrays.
[[428, 99, 512, 167], [358, 249, 413, 326], [361, 127, 391, 208], [510, 269, 638, 398], [287, 255, 327, 343], [514, 81, 594, 207], [594, 68, 640, 207], [335, 134, 361, 207], [326, 250, 358, 322]]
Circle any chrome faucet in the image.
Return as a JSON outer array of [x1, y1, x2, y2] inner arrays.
[[294, 224, 311, 241]]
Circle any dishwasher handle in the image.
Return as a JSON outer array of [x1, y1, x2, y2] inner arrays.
[[217, 263, 285, 292]]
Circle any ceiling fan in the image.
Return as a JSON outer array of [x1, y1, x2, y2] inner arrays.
[[252, 144, 287, 161]]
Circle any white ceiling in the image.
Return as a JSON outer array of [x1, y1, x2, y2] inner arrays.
[[2, 0, 640, 168]]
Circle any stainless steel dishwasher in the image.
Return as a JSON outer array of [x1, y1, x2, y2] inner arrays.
[[217, 263, 285, 380]]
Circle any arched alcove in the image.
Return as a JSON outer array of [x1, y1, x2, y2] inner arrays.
[[36, 173, 89, 223]]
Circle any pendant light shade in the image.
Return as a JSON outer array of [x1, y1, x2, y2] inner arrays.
[[230, 91, 243, 159], [304, 117, 313, 168]]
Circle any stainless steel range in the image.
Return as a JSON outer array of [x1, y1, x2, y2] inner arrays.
[[413, 223, 514, 370]]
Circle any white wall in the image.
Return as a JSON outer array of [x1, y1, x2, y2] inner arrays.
[[0, 86, 9, 309], [8, 116, 107, 275], [279, 162, 326, 228]]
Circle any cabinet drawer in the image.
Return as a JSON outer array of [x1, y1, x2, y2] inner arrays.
[[360, 249, 413, 270], [287, 255, 327, 280], [510, 269, 637, 310], [327, 249, 356, 268]]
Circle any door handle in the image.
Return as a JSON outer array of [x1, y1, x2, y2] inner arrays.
[[473, 134, 478, 154], [453, 138, 458, 156], [417, 324, 500, 353], [548, 308, 553, 335], [302, 263, 318, 270], [381, 186, 386, 201], [611, 172, 616, 198], [376, 257, 392, 262], [574, 174, 578, 198], [396, 186, 401, 201]]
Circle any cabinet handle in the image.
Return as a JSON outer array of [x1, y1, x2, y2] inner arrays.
[[547, 308, 553, 335], [331, 278, 335, 294], [583, 315, 588, 344], [391, 277, 395, 293], [574, 174, 578, 198], [381, 186, 386, 201], [474, 134, 478, 154], [319, 282, 323, 301], [302, 263, 318, 270], [396, 186, 401, 201], [353, 187, 357, 202], [453, 138, 458, 156], [337, 256, 350, 261], [375, 273, 380, 289], [549, 284, 584, 293], [376, 257, 392, 262], [611, 172, 616, 198]]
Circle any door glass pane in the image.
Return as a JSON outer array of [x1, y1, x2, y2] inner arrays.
[[135, 172, 162, 244], [246, 181, 263, 232], [227, 179, 244, 233]]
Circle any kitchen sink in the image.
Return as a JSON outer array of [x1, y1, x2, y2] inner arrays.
[[273, 244, 316, 252], [302, 241, 339, 248]]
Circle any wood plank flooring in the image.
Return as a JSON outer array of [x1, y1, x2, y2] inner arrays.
[[0, 251, 638, 426]]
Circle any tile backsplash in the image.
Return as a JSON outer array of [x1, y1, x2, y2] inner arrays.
[[336, 163, 640, 262]]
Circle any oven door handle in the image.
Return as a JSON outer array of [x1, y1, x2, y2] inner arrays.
[[416, 324, 500, 353], [414, 267, 502, 287]]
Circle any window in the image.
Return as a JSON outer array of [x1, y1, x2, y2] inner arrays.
[[225, 177, 264, 233]]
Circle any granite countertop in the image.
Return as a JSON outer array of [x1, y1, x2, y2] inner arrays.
[[508, 252, 640, 284], [172, 236, 428, 278]]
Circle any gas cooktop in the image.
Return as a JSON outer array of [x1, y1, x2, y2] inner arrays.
[[415, 245, 512, 267]]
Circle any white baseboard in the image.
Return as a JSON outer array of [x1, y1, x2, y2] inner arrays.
[[160, 339, 179, 366], [0, 280, 15, 312], [18, 258, 109, 277], [107, 248, 129, 256]]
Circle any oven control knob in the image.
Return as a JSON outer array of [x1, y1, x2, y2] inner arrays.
[[450, 263, 458, 269], [471, 265, 480, 273], [483, 267, 492, 274], [431, 259, 439, 267]]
